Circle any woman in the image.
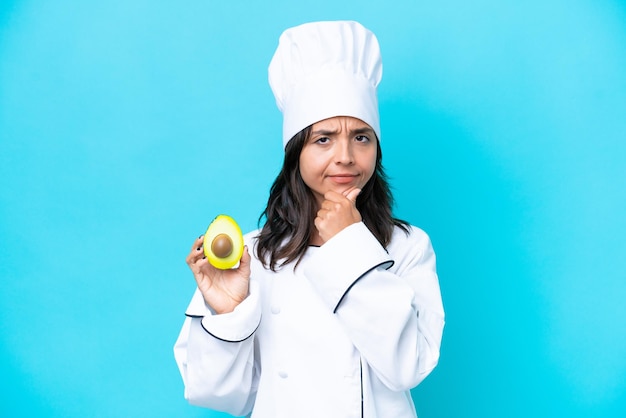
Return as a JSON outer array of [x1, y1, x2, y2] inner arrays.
[[174, 21, 445, 418]]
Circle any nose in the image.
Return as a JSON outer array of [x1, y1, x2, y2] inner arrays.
[[334, 139, 354, 165]]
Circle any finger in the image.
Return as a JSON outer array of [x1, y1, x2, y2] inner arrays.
[[187, 252, 206, 270], [196, 255, 210, 269], [316, 208, 330, 219], [188, 255, 209, 276], [237, 246, 252, 276], [186, 250, 200, 265], [190, 235, 204, 252], [344, 188, 361, 203], [186, 242, 205, 264], [189, 239, 203, 256], [314, 215, 323, 232], [320, 199, 331, 209], [320, 200, 336, 211], [323, 190, 345, 203]]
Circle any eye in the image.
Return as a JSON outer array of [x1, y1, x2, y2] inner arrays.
[[355, 135, 370, 143], [314, 136, 330, 144]]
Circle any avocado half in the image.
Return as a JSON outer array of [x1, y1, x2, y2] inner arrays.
[[203, 215, 244, 270]]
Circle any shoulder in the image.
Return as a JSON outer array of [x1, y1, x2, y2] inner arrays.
[[243, 229, 268, 268], [243, 229, 261, 244], [389, 224, 433, 249], [387, 224, 436, 272]]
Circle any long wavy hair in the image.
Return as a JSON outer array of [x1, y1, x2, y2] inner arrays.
[[255, 125, 409, 271]]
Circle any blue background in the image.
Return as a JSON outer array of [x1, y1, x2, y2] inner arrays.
[[1, 1, 625, 417]]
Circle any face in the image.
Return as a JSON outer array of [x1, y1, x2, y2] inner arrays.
[[299, 116, 377, 207]]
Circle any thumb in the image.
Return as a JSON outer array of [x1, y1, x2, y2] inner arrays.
[[237, 245, 251, 276], [345, 188, 361, 203]]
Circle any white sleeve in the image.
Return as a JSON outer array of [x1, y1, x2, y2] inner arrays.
[[173, 280, 262, 415], [303, 222, 445, 391]]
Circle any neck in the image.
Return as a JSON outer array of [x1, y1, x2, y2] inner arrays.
[[309, 229, 324, 246]]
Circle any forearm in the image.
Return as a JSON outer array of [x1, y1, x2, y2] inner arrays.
[[305, 222, 445, 390], [332, 268, 444, 390], [173, 281, 262, 415]]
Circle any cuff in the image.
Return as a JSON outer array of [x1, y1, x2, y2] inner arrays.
[[185, 280, 261, 342]]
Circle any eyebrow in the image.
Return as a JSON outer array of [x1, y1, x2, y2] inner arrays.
[[310, 127, 375, 136]]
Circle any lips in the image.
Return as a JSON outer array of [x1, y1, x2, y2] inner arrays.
[[328, 174, 358, 184]]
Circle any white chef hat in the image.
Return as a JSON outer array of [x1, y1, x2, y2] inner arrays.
[[268, 20, 383, 148]]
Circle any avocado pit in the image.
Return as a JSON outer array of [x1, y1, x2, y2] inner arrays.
[[211, 233, 233, 258]]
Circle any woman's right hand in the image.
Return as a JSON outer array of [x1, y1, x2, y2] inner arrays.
[[185, 236, 251, 315]]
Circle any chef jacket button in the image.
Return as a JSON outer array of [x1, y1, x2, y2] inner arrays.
[[271, 305, 281, 314], [278, 370, 288, 379]]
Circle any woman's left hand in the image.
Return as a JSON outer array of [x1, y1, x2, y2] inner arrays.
[[315, 188, 362, 243]]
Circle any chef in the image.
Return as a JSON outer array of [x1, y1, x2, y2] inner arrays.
[[174, 20, 445, 418]]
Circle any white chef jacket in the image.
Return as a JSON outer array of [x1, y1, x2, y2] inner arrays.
[[174, 222, 445, 418]]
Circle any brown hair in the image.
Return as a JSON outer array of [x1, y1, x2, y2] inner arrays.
[[255, 125, 408, 271]]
